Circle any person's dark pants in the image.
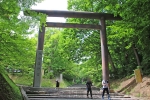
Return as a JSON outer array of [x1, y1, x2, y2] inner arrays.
[[102, 88, 109, 98], [87, 88, 92, 98]]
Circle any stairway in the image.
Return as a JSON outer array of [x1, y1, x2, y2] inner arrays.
[[21, 85, 139, 100]]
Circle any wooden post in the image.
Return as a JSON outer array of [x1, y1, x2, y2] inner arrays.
[[100, 17, 109, 81], [33, 25, 45, 87]]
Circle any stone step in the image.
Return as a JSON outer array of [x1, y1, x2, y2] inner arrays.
[[30, 98, 139, 100], [27, 94, 125, 97], [29, 97, 139, 100], [27, 94, 132, 99], [22, 86, 139, 100], [27, 96, 132, 99], [26, 90, 118, 95]]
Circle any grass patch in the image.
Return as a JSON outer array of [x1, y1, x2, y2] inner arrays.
[[40, 78, 73, 88], [10, 74, 73, 88], [10, 74, 33, 86], [41, 78, 54, 87]]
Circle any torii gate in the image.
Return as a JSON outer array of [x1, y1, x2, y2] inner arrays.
[[30, 10, 122, 87]]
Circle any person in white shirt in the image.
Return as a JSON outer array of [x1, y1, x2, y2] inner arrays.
[[102, 80, 110, 99]]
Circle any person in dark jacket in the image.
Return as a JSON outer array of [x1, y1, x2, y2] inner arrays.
[[86, 79, 93, 99], [55, 80, 59, 90]]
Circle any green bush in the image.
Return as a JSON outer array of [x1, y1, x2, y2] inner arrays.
[[41, 79, 53, 87], [43, 72, 54, 79]]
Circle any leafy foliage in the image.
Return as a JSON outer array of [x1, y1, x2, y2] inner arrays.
[[43, 29, 70, 77], [0, 0, 44, 98], [1, 0, 150, 91], [66, 0, 150, 82], [0, 0, 45, 74]]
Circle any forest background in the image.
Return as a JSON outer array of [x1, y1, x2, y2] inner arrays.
[[0, 0, 150, 99]]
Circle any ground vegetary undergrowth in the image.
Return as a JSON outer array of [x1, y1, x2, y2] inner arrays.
[[0, 73, 23, 100]]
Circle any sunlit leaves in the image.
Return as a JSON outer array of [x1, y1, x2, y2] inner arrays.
[[0, 0, 43, 74], [67, 0, 150, 79], [43, 29, 69, 75], [18, 0, 44, 10]]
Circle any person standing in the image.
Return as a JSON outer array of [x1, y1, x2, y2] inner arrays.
[[102, 80, 110, 100], [86, 79, 93, 99], [55, 80, 59, 90]]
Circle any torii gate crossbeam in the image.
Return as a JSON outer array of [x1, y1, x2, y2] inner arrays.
[[27, 10, 122, 87]]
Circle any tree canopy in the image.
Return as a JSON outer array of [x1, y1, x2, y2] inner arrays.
[[1, 0, 150, 85], [41, 0, 150, 83], [0, 0, 44, 74]]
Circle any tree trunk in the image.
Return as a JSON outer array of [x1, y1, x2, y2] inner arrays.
[[108, 50, 116, 71], [132, 44, 141, 66]]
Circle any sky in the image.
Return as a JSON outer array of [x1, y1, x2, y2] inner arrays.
[[32, 0, 68, 22]]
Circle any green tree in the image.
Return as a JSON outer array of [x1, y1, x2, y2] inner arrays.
[[0, 0, 44, 73], [43, 29, 70, 77], [0, 0, 45, 99], [67, 0, 150, 81]]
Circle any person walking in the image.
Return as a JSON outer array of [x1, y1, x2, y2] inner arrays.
[[86, 79, 93, 99], [102, 80, 110, 100]]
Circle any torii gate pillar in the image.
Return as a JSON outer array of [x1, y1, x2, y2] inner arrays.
[[100, 17, 109, 81], [33, 25, 45, 87]]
